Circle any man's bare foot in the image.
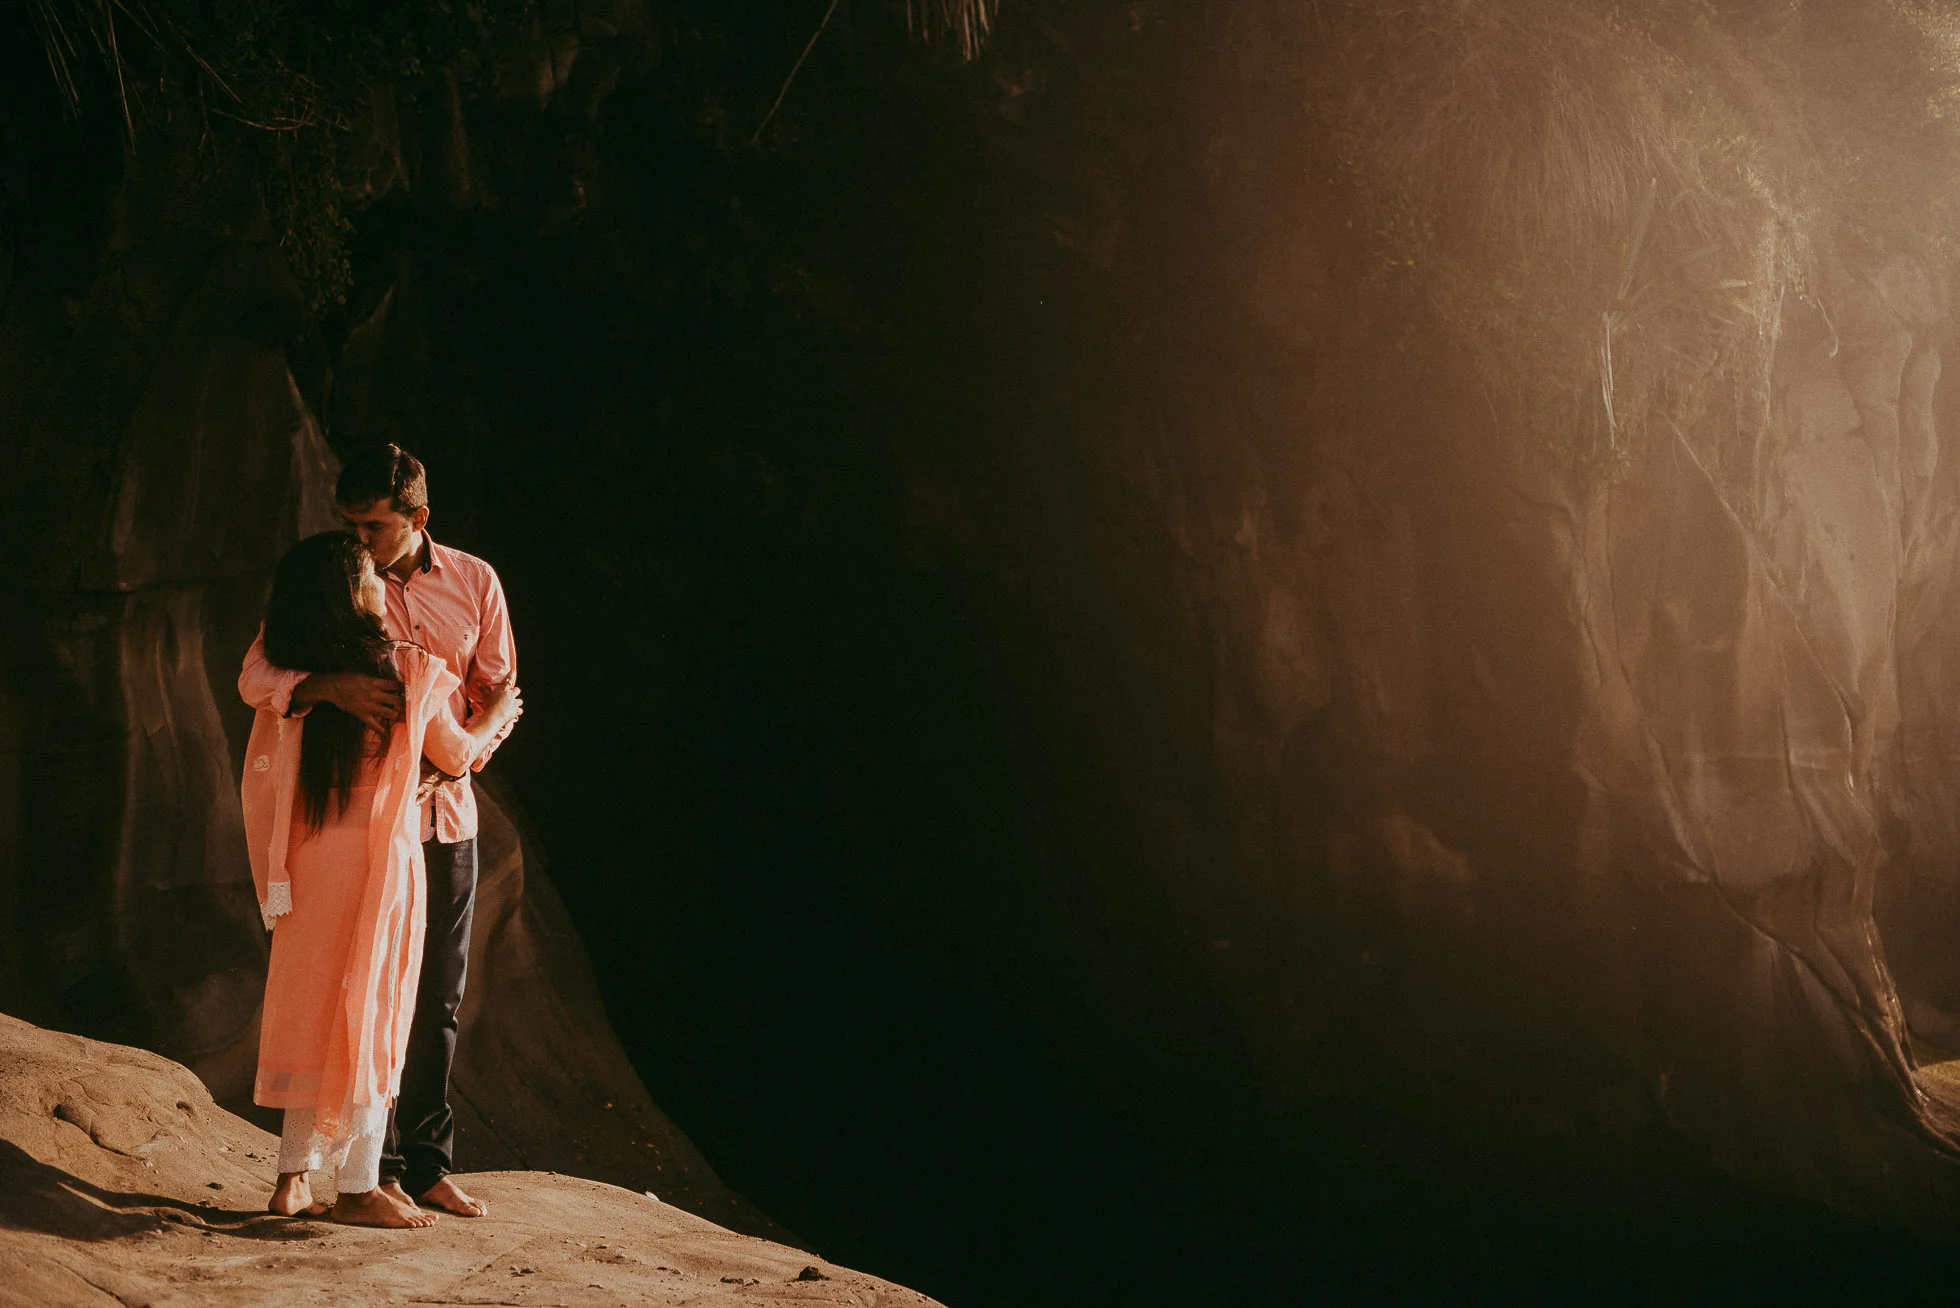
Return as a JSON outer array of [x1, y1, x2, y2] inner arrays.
[[379, 1180, 422, 1215], [268, 1172, 330, 1217], [332, 1187, 438, 1229], [417, 1176, 488, 1217]]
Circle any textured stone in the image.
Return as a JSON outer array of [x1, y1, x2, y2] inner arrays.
[[0, 1012, 920, 1308], [1179, 248, 1960, 1222]]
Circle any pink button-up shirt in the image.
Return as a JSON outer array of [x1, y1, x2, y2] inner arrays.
[[238, 533, 516, 844]]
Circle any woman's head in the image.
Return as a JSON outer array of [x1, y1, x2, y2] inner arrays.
[[265, 532, 387, 671], [262, 532, 394, 830]]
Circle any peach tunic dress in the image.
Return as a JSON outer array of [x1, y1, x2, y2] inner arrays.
[[242, 644, 479, 1165]]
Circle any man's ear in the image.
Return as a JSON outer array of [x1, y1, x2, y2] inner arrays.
[[410, 505, 431, 532]]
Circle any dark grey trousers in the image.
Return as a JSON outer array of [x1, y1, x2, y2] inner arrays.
[[378, 834, 476, 1195]]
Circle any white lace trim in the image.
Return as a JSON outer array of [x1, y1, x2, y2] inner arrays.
[[277, 1103, 386, 1179], [262, 880, 293, 930]]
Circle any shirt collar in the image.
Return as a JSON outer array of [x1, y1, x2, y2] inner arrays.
[[388, 532, 442, 583]]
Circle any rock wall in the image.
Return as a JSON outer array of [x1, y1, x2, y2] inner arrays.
[[275, 0, 1960, 1264], [1184, 253, 1960, 1217], [13, 1, 1960, 1288], [0, 228, 337, 1063], [942, 3, 1960, 1227]]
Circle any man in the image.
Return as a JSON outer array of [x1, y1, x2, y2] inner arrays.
[[239, 443, 515, 1220]]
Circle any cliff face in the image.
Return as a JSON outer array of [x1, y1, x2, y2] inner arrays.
[[14, 2, 1960, 1300], [924, 0, 1960, 1226], [0, 226, 335, 1064], [1185, 246, 1960, 1215]]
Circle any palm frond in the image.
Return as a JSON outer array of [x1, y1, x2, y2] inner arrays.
[[907, 0, 996, 61], [17, 0, 200, 141]]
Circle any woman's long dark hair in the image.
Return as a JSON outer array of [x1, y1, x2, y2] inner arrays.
[[262, 532, 394, 831]]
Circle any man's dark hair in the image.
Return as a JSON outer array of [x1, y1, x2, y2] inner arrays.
[[336, 443, 429, 514]]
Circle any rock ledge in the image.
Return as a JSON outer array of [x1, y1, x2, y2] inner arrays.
[[0, 1013, 942, 1307]]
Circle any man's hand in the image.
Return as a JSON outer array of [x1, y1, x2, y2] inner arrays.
[[293, 671, 403, 734], [415, 762, 459, 804]]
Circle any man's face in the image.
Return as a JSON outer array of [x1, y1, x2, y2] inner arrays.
[[338, 498, 427, 572]]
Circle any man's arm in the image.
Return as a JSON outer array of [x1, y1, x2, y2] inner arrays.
[[462, 569, 517, 770], [239, 625, 306, 717], [240, 624, 403, 733]]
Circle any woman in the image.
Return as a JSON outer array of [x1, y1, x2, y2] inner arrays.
[[241, 532, 521, 1227]]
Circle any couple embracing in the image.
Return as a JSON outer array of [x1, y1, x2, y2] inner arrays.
[[237, 444, 521, 1228]]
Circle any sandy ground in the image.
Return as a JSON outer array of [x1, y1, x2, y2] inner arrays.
[[0, 1014, 943, 1308]]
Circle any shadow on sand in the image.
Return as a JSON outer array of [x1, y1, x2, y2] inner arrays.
[[0, 1140, 325, 1243]]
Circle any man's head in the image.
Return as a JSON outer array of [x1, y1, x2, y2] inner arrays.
[[335, 443, 430, 572]]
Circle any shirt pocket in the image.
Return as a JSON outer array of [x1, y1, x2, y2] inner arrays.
[[421, 620, 480, 674]]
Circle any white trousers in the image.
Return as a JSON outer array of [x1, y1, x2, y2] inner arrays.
[[278, 1102, 389, 1194]]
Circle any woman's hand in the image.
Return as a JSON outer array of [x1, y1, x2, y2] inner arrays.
[[423, 680, 524, 780], [482, 681, 524, 730]]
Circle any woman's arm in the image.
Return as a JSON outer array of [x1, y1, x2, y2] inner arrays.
[[423, 682, 523, 778]]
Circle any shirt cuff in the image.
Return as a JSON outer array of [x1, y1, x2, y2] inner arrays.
[[275, 671, 312, 718]]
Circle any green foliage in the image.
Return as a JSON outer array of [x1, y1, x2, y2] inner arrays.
[[194, 0, 535, 313], [206, 0, 511, 90], [18, 0, 1008, 317], [265, 127, 354, 316], [17, 0, 536, 314]]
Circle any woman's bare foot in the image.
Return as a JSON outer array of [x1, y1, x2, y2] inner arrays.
[[332, 1187, 438, 1228], [417, 1176, 488, 1217], [268, 1172, 330, 1217]]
